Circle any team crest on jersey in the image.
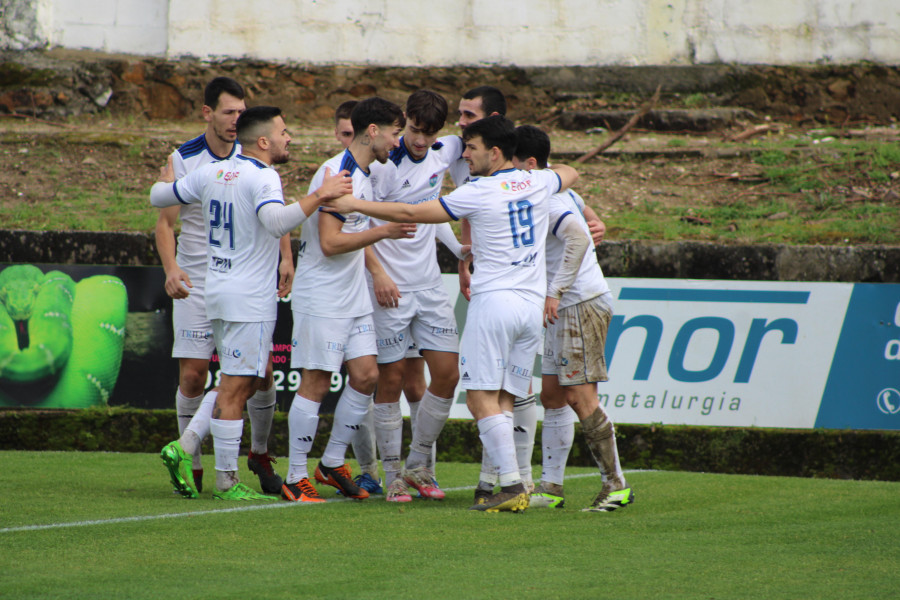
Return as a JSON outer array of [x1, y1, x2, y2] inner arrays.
[[216, 169, 240, 183], [429, 173, 439, 187], [501, 180, 531, 193]]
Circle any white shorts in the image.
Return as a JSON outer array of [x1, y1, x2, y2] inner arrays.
[[370, 286, 459, 364], [459, 290, 542, 398], [542, 295, 611, 385], [405, 339, 422, 360], [291, 312, 377, 372], [211, 319, 274, 377], [171, 284, 216, 359]]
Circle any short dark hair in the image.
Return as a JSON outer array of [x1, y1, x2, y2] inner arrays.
[[405, 90, 448, 135], [514, 125, 551, 169], [462, 115, 517, 161], [350, 97, 405, 138], [462, 86, 507, 117], [204, 77, 245, 109], [334, 100, 358, 124], [236, 106, 282, 146]]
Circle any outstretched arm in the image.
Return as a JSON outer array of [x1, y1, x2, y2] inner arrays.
[[325, 196, 452, 224], [319, 211, 416, 257]]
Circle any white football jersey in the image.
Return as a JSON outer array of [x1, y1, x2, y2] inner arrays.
[[368, 135, 463, 292], [546, 190, 611, 309], [292, 149, 375, 318], [170, 135, 242, 279], [171, 154, 282, 322], [447, 143, 471, 188], [439, 167, 561, 305]]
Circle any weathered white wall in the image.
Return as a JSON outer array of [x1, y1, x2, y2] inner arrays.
[[5, 0, 899, 65]]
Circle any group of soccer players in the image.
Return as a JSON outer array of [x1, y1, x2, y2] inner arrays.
[[150, 76, 634, 513]]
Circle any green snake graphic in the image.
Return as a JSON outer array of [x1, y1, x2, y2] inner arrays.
[[0, 265, 127, 408]]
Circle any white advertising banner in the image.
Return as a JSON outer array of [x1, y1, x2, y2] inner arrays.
[[437, 275, 900, 431]]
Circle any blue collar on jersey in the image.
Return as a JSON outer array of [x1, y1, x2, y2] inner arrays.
[[340, 149, 368, 176], [177, 133, 238, 161], [389, 137, 445, 166], [487, 167, 518, 177], [236, 154, 269, 169]]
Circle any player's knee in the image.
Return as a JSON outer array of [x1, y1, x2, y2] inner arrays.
[[349, 366, 379, 395], [179, 369, 208, 397]]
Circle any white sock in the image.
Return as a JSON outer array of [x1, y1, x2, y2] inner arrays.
[[374, 402, 403, 485], [406, 390, 452, 470], [478, 445, 499, 488], [540, 406, 576, 486], [321, 385, 372, 469], [175, 389, 203, 435], [513, 395, 537, 487], [352, 400, 378, 476], [246, 385, 276, 455], [210, 418, 243, 490], [287, 394, 319, 484], [408, 399, 420, 433], [407, 399, 438, 470], [477, 414, 520, 487], [182, 390, 215, 469]]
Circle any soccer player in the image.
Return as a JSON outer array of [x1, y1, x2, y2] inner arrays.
[[282, 97, 415, 503], [154, 77, 290, 494], [325, 115, 580, 512], [512, 125, 634, 512], [365, 90, 470, 502], [152, 106, 353, 499], [448, 86, 540, 498], [334, 100, 357, 149]]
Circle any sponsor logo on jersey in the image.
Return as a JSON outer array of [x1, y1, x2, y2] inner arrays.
[[510, 252, 538, 267], [210, 256, 232, 272], [401, 179, 411, 189], [500, 180, 532, 193], [326, 341, 345, 352], [216, 169, 240, 183]]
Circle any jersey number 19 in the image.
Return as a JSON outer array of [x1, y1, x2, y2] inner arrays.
[[507, 200, 535, 248]]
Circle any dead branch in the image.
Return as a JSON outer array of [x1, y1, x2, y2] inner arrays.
[[575, 85, 661, 163], [728, 123, 776, 142]]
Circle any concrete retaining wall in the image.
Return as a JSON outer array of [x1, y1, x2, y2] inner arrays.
[[3, 0, 898, 66], [2, 230, 898, 283]]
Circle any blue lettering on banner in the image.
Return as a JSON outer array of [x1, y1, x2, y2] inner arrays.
[[606, 288, 809, 385], [816, 284, 900, 430]]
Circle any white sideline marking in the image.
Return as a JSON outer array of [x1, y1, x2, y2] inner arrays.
[[0, 469, 656, 534]]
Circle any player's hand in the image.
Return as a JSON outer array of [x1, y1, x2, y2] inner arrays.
[[277, 257, 295, 298], [586, 218, 606, 245], [543, 297, 560, 327], [164, 268, 192, 299], [317, 167, 353, 201], [458, 257, 472, 302], [372, 271, 401, 308], [159, 155, 175, 183], [384, 222, 417, 240], [321, 193, 358, 214]]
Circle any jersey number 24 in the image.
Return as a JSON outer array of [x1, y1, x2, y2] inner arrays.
[[209, 199, 235, 250]]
